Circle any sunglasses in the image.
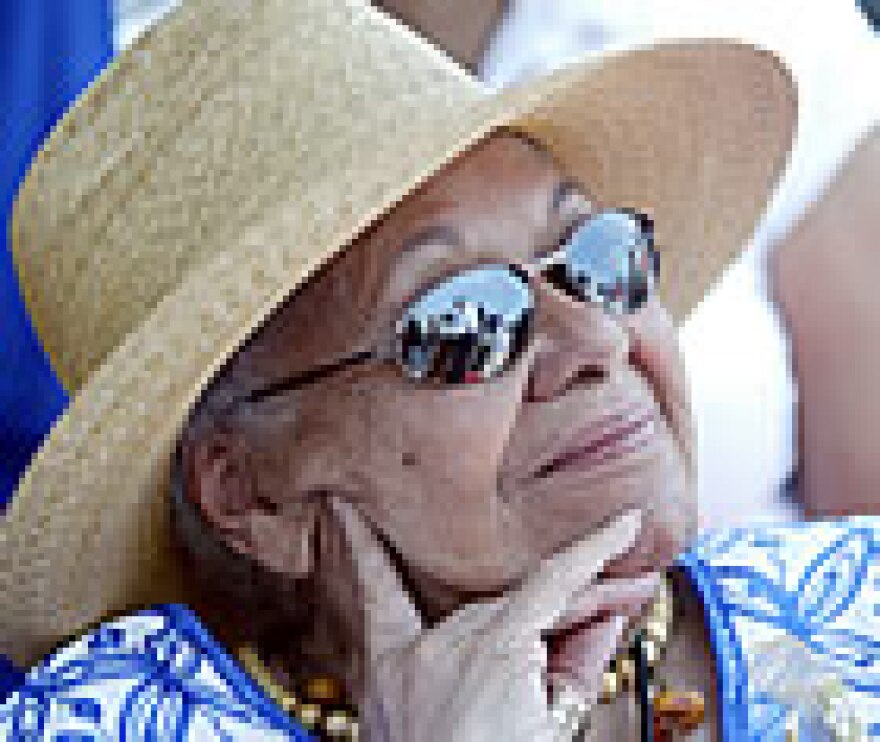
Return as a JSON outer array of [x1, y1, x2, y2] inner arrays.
[[231, 207, 657, 408]]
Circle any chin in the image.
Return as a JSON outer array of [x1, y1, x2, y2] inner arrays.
[[585, 456, 695, 577], [398, 549, 529, 617], [413, 553, 520, 593]]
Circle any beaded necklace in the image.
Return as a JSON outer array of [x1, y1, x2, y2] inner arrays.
[[236, 575, 704, 741]]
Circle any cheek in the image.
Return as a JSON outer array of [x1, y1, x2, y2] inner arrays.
[[622, 301, 694, 476], [515, 429, 694, 574], [296, 369, 525, 487]]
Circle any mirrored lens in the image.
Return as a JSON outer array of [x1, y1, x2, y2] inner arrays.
[[395, 265, 533, 384], [547, 208, 658, 314]]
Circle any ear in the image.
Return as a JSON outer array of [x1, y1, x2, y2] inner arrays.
[[184, 425, 256, 530], [180, 421, 319, 580]]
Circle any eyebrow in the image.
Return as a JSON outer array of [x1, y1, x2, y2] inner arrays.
[[393, 178, 584, 278], [397, 224, 463, 258], [376, 223, 467, 314]]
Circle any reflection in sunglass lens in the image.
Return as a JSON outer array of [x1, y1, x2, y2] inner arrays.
[[395, 266, 533, 384], [546, 209, 658, 314]]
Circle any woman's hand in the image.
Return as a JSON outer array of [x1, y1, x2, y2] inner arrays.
[[326, 500, 656, 742]]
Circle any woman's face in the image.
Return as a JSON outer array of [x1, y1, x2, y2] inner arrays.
[[185, 130, 695, 612]]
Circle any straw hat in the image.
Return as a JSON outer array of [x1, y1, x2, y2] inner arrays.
[[1, 0, 796, 666]]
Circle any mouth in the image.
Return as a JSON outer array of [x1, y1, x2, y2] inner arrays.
[[530, 407, 659, 481]]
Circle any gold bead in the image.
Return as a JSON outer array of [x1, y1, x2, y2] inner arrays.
[[278, 694, 299, 713], [617, 656, 635, 686], [297, 703, 322, 728], [600, 670, 618, 701], [654, 689, 706, 732], [306, 676, 342, 703]]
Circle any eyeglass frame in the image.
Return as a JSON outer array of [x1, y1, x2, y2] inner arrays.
[[220, 206, 657, 413]]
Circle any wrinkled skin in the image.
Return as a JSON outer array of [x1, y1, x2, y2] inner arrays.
[[180, 130, 696, 695]]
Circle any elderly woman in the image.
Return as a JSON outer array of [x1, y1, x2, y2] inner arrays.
[[172, 129, 694, 737], [4, 0, 876, 740]]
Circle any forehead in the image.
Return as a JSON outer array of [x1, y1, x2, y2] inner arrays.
[[322, 130, 564, 284]]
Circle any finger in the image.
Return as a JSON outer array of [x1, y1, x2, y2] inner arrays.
[[547, 613, 628, 712], [499, 508, 644, 645], [544, 573, 660, 724], [328, 497, 422, 658], [546, 573, 661, 704], [551, 571, 662, 635]]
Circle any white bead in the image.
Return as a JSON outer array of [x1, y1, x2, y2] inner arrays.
[[647, 618, 668, 644], [324, 711, 350, 734]]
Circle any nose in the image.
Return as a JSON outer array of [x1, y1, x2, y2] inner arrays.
[[524, 276, 630, 402]]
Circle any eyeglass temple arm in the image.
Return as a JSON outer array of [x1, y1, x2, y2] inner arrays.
[[220, 347, 378, 413]]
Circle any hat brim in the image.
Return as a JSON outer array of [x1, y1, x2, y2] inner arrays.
[[1, 12, 796, 663]]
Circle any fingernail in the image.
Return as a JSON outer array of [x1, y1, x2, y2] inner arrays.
[[601, 508, 645, 564], [327, 497, 355, 529], [556, 571, 661, 632], [615, 507, 644, 542]]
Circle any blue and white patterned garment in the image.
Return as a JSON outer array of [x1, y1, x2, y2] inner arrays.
[[678, 518, 880, 740], [0, 604, 309, 741], [3, 519, 879, 741]]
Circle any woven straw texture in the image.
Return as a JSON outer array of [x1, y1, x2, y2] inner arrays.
[[1, 0, 796, 665]]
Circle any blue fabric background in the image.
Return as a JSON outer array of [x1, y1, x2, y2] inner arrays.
[[0, 0, 112, 511], [1, 0, 113, 695]]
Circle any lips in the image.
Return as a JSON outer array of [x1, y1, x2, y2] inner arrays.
[[530, 407, 658, 480]]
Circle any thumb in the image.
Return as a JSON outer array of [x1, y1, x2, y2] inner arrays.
[[327, 498, 423, 660]]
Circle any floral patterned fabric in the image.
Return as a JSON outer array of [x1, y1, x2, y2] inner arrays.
[[0, 604, 309, 740], [4, 518, 880, 740], [677, 518, 880, 740]]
